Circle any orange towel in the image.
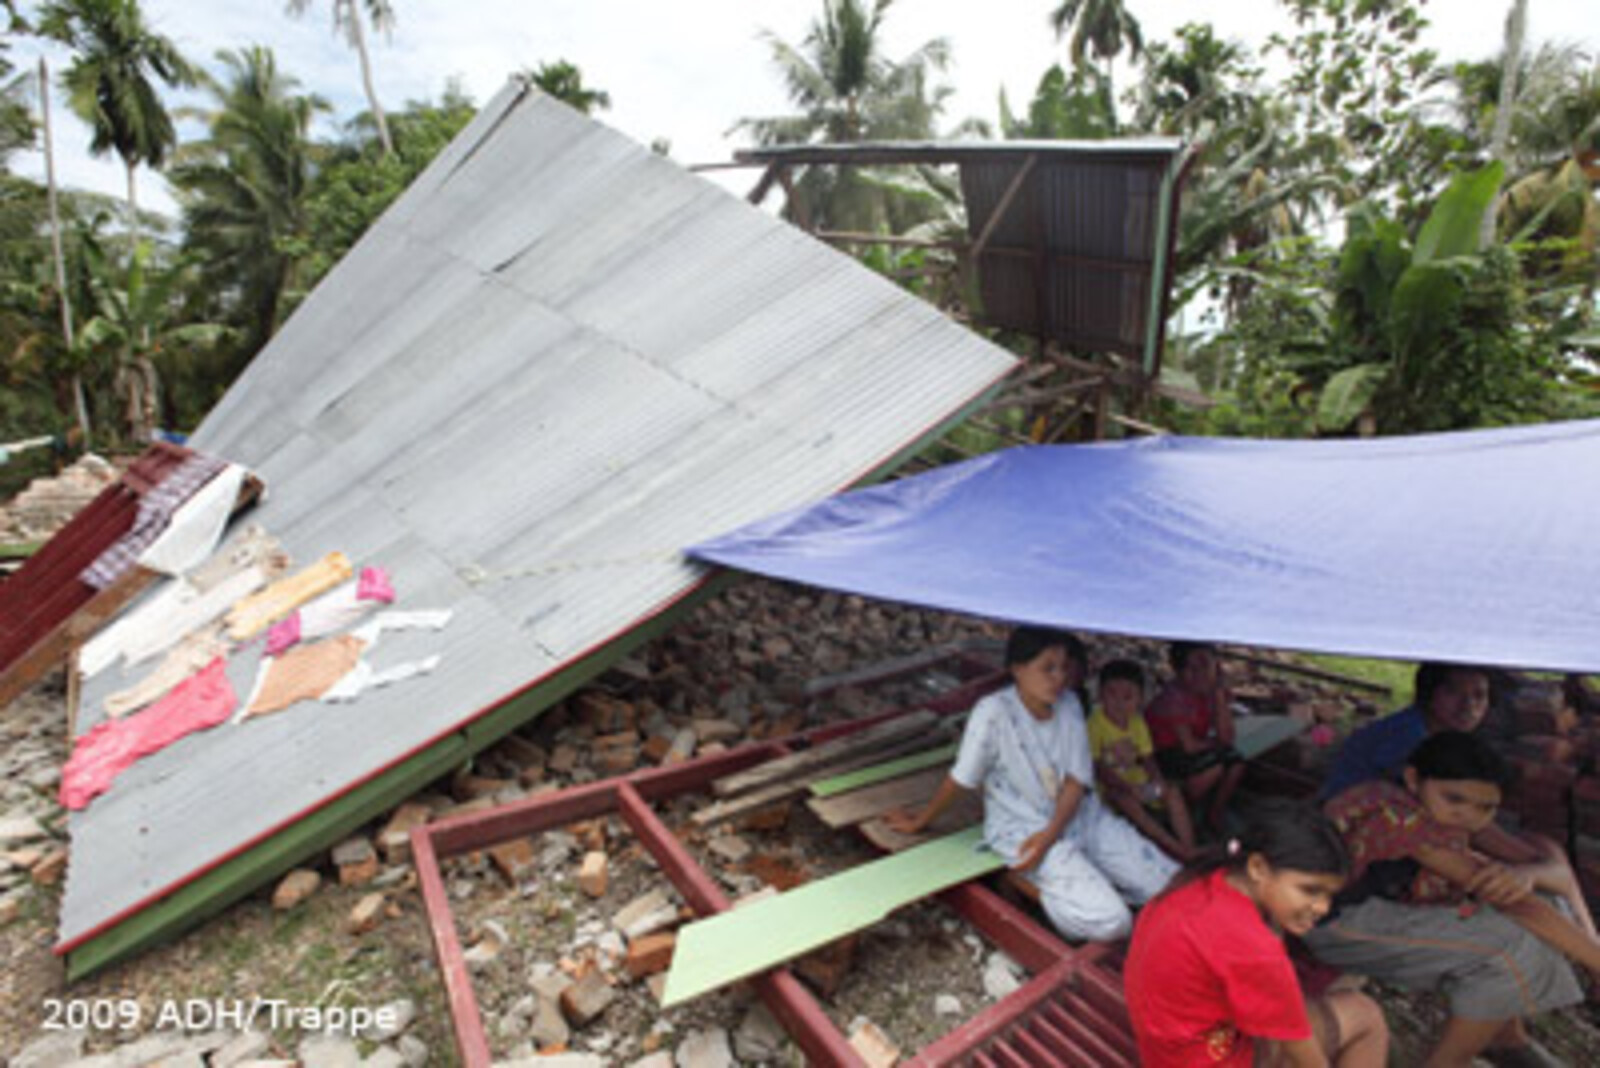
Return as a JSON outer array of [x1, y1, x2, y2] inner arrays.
[[225, 551, 352, 641], [245, 635, 366, 717]]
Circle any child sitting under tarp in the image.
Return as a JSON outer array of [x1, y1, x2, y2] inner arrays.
[[1306, 731, 1599, 1068], [1089, 658, 1196, 860], [885, 626, 1177, 941], [1145, 641, 1245, 834]]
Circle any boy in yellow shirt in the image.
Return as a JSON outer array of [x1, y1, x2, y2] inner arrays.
[[1088, 659, 1196, 860]]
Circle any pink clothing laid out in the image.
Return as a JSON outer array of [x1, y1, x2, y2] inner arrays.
[[103, 628, 227, 718], [262, 566, 396, 657], [60, 658, 238, 810]]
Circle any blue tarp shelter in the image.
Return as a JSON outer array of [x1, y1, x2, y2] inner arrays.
[[689, 420, 1600, 674]]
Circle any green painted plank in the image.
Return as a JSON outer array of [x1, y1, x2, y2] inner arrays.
[[809, 742, 958, 798], [662, 826, 1002, 1007], [1234, 714, 1306, 761]]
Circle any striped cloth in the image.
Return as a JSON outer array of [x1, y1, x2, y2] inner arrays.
[[82, 453, 228, 590]]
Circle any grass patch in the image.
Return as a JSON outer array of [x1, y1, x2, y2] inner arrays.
[[1296, 653, 1414, 702]]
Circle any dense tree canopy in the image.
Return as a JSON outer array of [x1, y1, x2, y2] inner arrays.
[[0, 0, 1594, 458]]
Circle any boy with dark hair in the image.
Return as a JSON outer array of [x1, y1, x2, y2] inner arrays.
[[1144, 641, 1245, 833], [1088, 659, 1196, 860], [1308, 731, 1600, 1068]]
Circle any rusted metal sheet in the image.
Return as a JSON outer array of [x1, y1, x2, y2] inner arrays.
[[0, 442, 193, 708]]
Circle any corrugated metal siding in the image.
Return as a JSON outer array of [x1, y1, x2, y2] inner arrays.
[[0, 444, 191, 676], [961, 157, 1165, 356], [59, 82, 1017, 946]]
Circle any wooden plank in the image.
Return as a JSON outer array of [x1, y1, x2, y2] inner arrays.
[[810, 742, 957, 798], [711, 709, 939, 798], [661, 826, 1003, 1007], [803, 644, 967, 698], [857, 795, 983, 853], [692, 734, 938, 828], [807, 765, 949, 829]]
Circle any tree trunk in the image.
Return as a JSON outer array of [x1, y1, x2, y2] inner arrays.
[[125, 157, 140, 248], [39, 57, 90, 447], [1481, 0, 1527, 247], [350, 13, 395, 157]]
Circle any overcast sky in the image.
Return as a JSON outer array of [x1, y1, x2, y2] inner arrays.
[[13, 0, 1599, 216]]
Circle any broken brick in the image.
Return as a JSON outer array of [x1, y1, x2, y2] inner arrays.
[[559, 968, 616, 1026], [332, 835, 379, 887], [376, 802, 433, 864], [625, 931, 677, 980], [271, 868, 321, 910], [578, 851, 609, 897], [848, 1018, 901, 1068], [30, 849, 67, 886], [347, 892, 386, 934], [488, 837, 537, 884], [795, 934, 857, 998]]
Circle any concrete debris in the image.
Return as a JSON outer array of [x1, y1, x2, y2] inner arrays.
[[674, 1027, 734, 1068]]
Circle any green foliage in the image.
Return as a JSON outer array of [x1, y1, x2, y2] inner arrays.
[[999, 64, 1115, 139], [301, 87, 475, 290], [524, 60, 610, 114], [1050, 0, 1143, 75], [732, 0, 954, 233], [37, 0, 197, 175], [171, 46, 327, 384]]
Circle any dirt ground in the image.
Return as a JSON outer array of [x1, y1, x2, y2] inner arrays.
[[5, 579, 1600, 1065]]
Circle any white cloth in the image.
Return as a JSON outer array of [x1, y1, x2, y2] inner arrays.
[[137, 463, 248, 575], [79, 566, 267, 677], [322, 655, 442, 703], [951, 685, 1177, 941]]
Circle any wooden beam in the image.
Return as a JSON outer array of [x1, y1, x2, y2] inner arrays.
[[711, 710, 939, 798], [971, 155, 1038, 261], [807, 765, 948, 829], [746, 162, 781, 206], [693, 733, 940, 827]]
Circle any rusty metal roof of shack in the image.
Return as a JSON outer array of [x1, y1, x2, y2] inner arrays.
[[736, 138, 1192, 376], [58, 78, 1018, 971]]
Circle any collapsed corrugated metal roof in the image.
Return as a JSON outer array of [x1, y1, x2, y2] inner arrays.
[[59, 79, 1017, 971]]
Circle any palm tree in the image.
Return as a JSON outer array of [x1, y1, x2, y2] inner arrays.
[[170, 47, 326, 369], [36, 0, 196, 241], [285, 0, 395, 157], [732, 0, 953, 232], [524, 60, 610, 115], [1050, 0, 1144, 90]]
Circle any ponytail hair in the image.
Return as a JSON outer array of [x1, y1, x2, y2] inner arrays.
[[1164, 799, 1348, 895]]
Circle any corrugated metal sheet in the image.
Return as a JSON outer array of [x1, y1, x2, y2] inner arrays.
[[961, 157, 1165, 358], [59, 81, 1017, 949], [0, 443, 191, 683], [738, 138, 1187, 367]]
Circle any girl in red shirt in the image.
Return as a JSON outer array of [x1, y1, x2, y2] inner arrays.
[[1125, 802, 1389, 1067]]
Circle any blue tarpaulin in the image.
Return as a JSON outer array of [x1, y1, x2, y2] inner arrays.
[[689, 420, 1600, 673]]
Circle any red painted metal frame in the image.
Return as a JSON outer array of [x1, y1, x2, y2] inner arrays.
[[0, 443, 191, 672], [412, 656, 1139, 1068]]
